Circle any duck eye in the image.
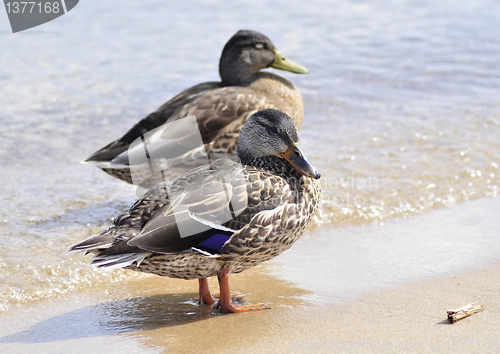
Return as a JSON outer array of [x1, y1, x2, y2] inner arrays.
[[255, 43, 264, 49], [270, 126, 279, 134], [294, 149, 302, 157]]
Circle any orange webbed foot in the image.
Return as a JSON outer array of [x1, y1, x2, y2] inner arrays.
[[198, 278, 215, 305], [215, 269, 271, 313]]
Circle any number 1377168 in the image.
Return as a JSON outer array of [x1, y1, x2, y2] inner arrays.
[[5, 2, 60, 14]]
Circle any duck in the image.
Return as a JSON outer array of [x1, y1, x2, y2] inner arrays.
[[70, 109, 321, 313], [84, 30, 309, 186]]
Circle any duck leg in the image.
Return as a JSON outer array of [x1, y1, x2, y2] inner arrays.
[[215, 269, 270, 313], [198, 278, 215, 305]]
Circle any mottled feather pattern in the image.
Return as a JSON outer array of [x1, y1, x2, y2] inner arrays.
[[220, 171, 321, 270], [91, 181, 172, 252], [97, 73, 303, 183], [78, 158, 320, 280]]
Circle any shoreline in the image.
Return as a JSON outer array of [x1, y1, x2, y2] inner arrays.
[[1, 260, 499, 353], [1, 197, 499, 353]]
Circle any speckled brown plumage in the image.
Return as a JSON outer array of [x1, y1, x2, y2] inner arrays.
[[73, 158, 320, 279], [71, 109, 320, 313], [85, 30, 308, 185], [129, 162, 320, 279]]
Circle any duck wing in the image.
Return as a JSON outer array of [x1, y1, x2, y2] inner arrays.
[[70, 159, 248, 258], [85, 84, 272, 167], [68, 179, 174, 254], [128, 159, 248, 253]]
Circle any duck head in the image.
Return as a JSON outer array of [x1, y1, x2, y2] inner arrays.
[[219, 30, 309, 86], [237, 109, 320, 179]]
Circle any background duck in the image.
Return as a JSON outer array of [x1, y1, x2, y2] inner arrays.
[[84, 30, 309, 186], [70, 109, 321, 313]]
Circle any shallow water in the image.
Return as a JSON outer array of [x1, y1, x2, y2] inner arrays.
[[272, 197, 500, 302], [0, 0, 499, 311]]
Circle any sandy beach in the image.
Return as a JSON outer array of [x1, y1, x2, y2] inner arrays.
[[1, 254, 498, 353], [1, 198, 499, 353]]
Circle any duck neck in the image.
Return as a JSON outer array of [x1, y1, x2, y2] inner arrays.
[[219, 55, 263, 86], [240, 154, 297, 179], [246, 73, 304, 130]]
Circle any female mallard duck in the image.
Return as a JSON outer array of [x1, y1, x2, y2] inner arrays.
[[85, 30, 309, 185], [71, 109, 321, 313]]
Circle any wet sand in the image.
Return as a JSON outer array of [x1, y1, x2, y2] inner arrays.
[[1, 260, 499, 353], [1, 198, 499, 353]]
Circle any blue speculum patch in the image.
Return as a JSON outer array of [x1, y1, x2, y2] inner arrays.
[[196, 234, 231, 252]]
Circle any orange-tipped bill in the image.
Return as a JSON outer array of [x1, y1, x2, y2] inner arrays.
[[281, 143, 321, 179]]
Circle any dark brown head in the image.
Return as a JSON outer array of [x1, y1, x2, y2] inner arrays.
[[237, 109, 320, 179], [219, 30, 309, 86]]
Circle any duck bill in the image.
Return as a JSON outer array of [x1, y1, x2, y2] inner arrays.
[[270, 49, 309, 74], [281, 144, 321, 179]]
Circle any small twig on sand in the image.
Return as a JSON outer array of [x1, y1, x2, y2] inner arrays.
[[447, 303, 484, 324]]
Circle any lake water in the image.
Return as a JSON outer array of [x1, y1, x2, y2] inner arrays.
[[0, 0, 499, 312]]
